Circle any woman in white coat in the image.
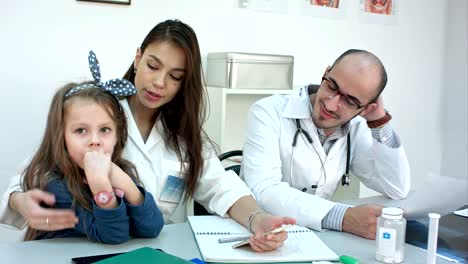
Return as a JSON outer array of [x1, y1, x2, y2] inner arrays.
[[241, 49, 410, 239], [1, 19, 295, 252]]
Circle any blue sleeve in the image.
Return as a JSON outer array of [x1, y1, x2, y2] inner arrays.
[[125, 186, 164, 238], [45, 178, 131, 244]]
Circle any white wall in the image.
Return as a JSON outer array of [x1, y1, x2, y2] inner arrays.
[[441, 0, 468, 181], [0, 0, 459, 240]]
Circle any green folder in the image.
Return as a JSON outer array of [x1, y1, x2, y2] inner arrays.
[[95, 247, 192, 264]]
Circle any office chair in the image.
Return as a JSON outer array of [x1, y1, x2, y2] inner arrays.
[[193, 150, 243, 216], [218, 150, 243, 176]]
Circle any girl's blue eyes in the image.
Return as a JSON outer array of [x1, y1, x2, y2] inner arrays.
[[74, 127, 112, 134]]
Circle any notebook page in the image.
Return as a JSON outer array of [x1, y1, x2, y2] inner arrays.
[[188, 215, 250, 235], [188, 216, 339, 263]]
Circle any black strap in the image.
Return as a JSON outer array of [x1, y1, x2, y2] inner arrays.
[[341, 132, 351, 186], [294, 119, 313, 145], [345, 132, 350, 175], [292, 120, 301, 147]]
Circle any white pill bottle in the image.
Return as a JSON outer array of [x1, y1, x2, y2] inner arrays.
[[376, 207, 406, 263]]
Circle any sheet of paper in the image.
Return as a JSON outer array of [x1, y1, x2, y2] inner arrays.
[[342, 175, 468, 220], [454, 208, 468, 218], [400, 175, 468, 219]]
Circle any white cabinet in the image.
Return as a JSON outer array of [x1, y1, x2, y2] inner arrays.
[[204, 87, 294, 153]]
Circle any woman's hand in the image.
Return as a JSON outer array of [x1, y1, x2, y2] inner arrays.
[[249, 214, 296, 252], [10, 190, 78, 231]]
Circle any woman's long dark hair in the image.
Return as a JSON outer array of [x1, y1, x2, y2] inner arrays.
[[21, 83, 139, 241], [123, 19, 208, 202]]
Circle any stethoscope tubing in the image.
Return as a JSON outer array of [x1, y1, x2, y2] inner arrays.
[[290, 118, 351, 192]]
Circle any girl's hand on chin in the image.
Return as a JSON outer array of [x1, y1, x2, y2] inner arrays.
[[83, 150, 112, 190]]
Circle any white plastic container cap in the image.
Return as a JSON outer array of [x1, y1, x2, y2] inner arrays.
[[382, 207, 404, 220], [428, 213, 440, 219]]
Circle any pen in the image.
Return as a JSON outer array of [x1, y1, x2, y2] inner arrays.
[[264, 224, 292, 236], [219, 224, 293, 244], [218, 235, 251, 243]]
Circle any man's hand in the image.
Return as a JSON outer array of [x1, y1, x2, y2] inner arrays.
[[249, 214, 296, 252], [342, 204, 383, 239], [360, 96, 386, 122], [10, 190, 78, 231]]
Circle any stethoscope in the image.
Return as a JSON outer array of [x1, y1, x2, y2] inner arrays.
[[289, 87, 351, 193]]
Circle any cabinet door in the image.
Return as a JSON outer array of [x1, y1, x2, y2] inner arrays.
[[204, 87, 293, 153]]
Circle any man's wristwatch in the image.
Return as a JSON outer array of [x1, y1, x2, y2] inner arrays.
[[93, 191, 115, 206], [367, 111, 392, 128]]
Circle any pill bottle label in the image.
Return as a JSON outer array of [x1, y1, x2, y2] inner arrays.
[[377, 227, 396, 257]]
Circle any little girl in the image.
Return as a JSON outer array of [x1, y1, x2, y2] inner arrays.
[[21, 51, 163, 244]]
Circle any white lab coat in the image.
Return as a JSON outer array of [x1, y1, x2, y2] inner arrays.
[[0, 99, 252, 229], [241, 88, 410, 231]]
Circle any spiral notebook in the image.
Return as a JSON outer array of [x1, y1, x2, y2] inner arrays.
[[188, 215, 339, 263]]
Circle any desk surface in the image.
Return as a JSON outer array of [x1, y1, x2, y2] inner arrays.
[[0, 222, 453, 264]]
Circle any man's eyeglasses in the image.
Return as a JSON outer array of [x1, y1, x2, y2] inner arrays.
[[321, 76, 367, 111]]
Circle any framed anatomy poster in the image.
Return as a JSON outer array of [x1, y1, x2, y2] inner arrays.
[[301, 0, 346, 19], [360, 0, 398, 25]]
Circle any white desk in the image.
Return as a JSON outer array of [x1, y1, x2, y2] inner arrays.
[[0, 222, 453, 264]]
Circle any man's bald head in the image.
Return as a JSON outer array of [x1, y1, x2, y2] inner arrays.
[[330, 49, 387, 102]]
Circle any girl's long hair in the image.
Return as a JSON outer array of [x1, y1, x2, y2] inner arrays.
[[123, 19, 210, 202], [22, 82, 139, 241]]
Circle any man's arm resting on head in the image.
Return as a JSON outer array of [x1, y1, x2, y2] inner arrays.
[[370, 123, 400, 148], [359, 99, 410, 198], [351, 120, 410, 199], [321, 123, 399, 233], [370, 123, 410, 198]]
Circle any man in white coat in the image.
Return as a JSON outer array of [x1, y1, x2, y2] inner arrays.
[[241, 49, 410, 239]]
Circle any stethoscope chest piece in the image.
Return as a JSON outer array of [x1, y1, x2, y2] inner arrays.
[[342, 173, 350, 186]]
